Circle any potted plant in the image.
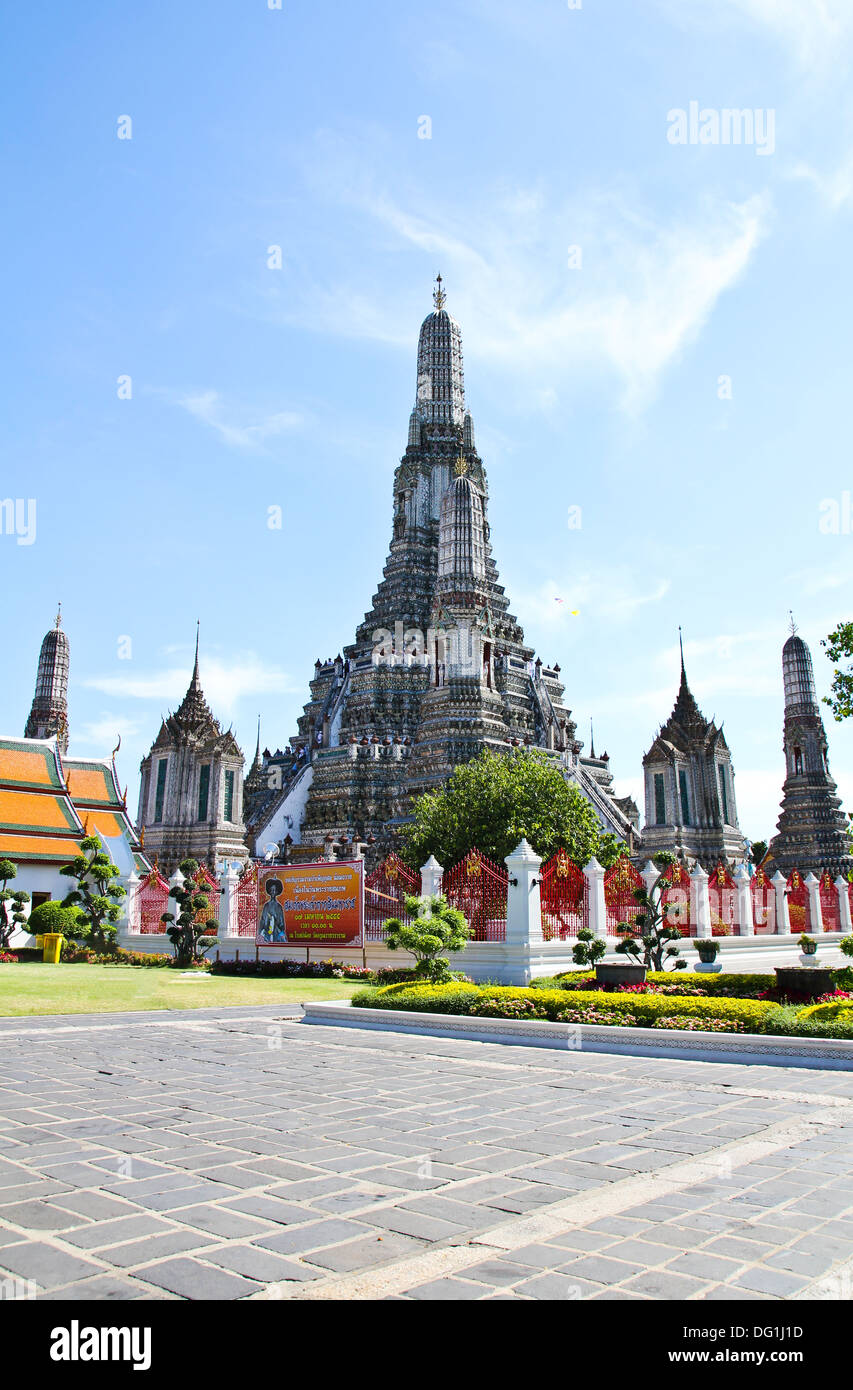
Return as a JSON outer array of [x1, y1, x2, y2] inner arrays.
[[694, 939, 722, 973], [798, 933, 819, 967]]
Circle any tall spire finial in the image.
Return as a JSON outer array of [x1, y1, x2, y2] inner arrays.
[[55, 601, 62, 630], [679, 626, 686, 676], [789, 610, 798, 636], [433, 273, 446, 312], [193, 621, 200, 680], [590, 718, 596, 760]]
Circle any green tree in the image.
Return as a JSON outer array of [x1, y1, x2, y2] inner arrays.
[[572, 927, 607, 969], [161, 858, 218, 967], [614, 851, 687, 973], [385, 894, 469, 982], [750, 840, 768, 867], [822, 622, 853, 721], [60, 836, 126, 954], [0, 859, 29, 951], [402, 748, 625, 870]]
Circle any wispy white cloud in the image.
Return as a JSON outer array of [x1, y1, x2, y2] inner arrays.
[[659, 0, 853, 67], [177, 390, 303, 449], [791, 155, 853, 209], [81, 655, 298, 715], [281, 149, 769, 412], [515, 571, 670, 628]]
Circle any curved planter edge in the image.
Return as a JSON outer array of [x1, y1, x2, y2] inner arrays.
[[301, 1000, 853, 1071]]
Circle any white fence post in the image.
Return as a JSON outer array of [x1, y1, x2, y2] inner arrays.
[[219, 864, 240, 937], [771, 871, 790, 935], [836, 876, 852, 935], [691, 864, 711, 939], [733, 864, 754, 937], [505, 840, 543, 947], [123, 870, 141, 935], [805, 872, 823, 934], [584, 857, 607, 939], [420, 855, 443, 898]]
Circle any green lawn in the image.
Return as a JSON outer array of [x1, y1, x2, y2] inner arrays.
[[0, 963, 362, 1017]]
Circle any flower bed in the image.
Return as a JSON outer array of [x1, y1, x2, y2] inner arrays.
[[210, 957, 373, 981], [351, 980, 853, 1039]]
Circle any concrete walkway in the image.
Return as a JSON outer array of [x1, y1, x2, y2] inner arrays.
[[1, 1007, 852, 1301]]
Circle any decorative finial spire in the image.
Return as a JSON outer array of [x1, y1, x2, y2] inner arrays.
[[433, 273, 446, 312], [789, 610, 798, 636], [193, 621, 200, 680], [590, 718, 596, 760], [55, 602, 62, 629], [679, 626, 686, 676], [454, 449, 468, 477]]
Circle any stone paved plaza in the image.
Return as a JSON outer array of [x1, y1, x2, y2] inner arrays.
[[2, 1005, 853, 1301]]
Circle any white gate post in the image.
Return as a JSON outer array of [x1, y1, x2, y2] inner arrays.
[[505, 840, 543, 947], [219, 864, 240, 937], [805, 872, 823, 934], [641, 860, 660, 899], [836, 876, 852, 934], [420, 855, 443, 898], [691, 864, 711, 939], [771, 871, 790, 935], [733, 864, 754, 937], [122, 870, 141, 935], [584, 857, 607, 939]]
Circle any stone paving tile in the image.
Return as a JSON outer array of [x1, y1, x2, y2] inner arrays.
[[406, 1276, 492, 1300], [202, 1244, 322, 1282], [255, 1218, 370, 1256], [62, 1214, 178, 1250], [0, 1241, 104, 1289], [102, 1229, 217, 1268], [305, 1231, 424, 1274], [132, 1257, 258, 1300]]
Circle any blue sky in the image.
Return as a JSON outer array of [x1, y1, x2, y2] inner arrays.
[[3, 0, 853, 842]]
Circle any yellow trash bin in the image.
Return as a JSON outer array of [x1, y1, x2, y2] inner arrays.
[[35, 935, 44, 949], [42, 933, 63, 964]]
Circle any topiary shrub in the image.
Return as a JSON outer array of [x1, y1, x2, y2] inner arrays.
[[28, 901, 85, 939]]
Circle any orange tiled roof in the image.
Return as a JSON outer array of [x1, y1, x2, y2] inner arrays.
[[0, 787, 82, 834], [0, 833, 83, 862], [64, 760, 122, 808], [85, 810, 126, 838], [0, 740, 63, 789]]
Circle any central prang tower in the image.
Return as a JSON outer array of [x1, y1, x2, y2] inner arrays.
[[246, 281, 635, 856]]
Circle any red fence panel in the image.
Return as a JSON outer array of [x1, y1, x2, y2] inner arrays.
[[819, 870, 841, 932], [787, 869, 811, 934], [605, 857, 644, 934], [235, 862, 259, 937], [540, 849, 588, 940], [660, 861, 693, 937], [751, 867, 776, 934], [365, 854, 422, 943], [137, 868, 169, 935], [444, 848, 507, 942], [709, 863, 738, 937]]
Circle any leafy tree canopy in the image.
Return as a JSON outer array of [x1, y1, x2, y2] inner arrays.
[[60, 835, 126, 954], [385, 894, 469, 982], [402, 748, 626, 871], [822, 622, 853, 721]]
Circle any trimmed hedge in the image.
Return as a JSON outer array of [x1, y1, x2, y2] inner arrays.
[[352, 983, 777, 1032]]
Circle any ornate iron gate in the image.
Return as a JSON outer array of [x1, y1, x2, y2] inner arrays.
[[365, 854, 422, 942], [786, 869, 811, 933], [444, 848, 508, 942], [235, 862, 259, 937], [819, 869, 840, 932], [138, 868, 169, 934], [540, 849, 588, 940], [751, 867, 775, 934], [709, 863, 738, 937], [604, 856, 644, 934], [192, 865, 220, 928], [660, 861, 693, 937]]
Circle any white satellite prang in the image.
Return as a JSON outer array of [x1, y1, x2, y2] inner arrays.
[[263, 842, 281, 863]]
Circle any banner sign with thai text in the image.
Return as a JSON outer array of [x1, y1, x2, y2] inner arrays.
[[256, 861, 364, 948]]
